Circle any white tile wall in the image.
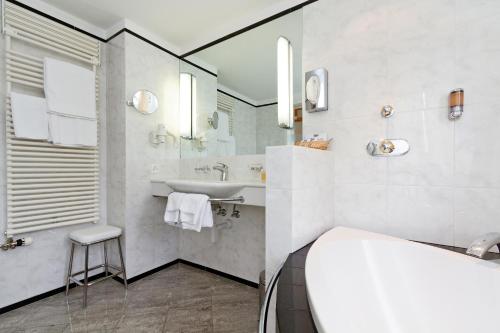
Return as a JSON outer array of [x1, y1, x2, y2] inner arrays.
[[303, 0, 500, 247], [256, 105, 287, 154], [122, 34, 181, 278], [265, 146, 334, 281], [233, 100, 257, 155]]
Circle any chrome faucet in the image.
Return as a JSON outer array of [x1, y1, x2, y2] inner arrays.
[[466, 232, 500, 258], [213, 162, 228, 181]]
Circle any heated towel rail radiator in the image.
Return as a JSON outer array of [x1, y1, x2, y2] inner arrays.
[[3, 1, 101, 236]]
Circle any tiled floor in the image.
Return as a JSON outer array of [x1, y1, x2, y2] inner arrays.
[[0, 263, 259, 332]]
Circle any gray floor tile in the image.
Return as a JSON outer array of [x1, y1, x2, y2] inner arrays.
[[0, 264, 258, 333]]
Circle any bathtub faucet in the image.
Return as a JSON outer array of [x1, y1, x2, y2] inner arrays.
[[466, 232, 500, 258]]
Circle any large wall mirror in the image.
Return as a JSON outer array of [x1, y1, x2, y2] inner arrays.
[[179, 9, 302, 158]]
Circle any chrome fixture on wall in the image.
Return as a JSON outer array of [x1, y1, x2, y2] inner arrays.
[[466, 232, 500, 258], [208, 111, 219, 129], [1, 237, 33, 251], [149, 124, 175, 147], [381, 105, 394, 118], [127, 90, 159, 114], [213, 162, 229, 181], [194, 165, 211, 173], [367, 139, 410, 157], [449, 88, 464, 120], [305, 68, 328, 113]]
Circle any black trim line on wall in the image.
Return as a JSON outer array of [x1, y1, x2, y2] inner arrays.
[[0, 272, 106, 315], [217, 89, 277, 108], [178, 260, 259, 288], [106, 29, 218, 78], [0, 259, 258, 315], [5, 0, 106, 42], [6, 0, 316, 92], [180, 0, 319, 58]]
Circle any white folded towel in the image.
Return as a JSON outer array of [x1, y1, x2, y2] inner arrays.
[[164, 192, 186, 226], [47, 114, 97, 147], [164, 192, 213, 232], [44, 57, 97, 147], [10, 92, 49, 140], [44, 57, 96, 119], [179, 193, 211, 229]]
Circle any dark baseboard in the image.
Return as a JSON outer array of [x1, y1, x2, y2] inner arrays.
[[179, 259, 259, 288], [0, 272, 106, 315], [112, 259, 180, 285], [0, 259, 258, 315]]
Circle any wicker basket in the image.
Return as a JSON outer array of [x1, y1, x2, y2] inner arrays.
[[295, 139, 331, 150]]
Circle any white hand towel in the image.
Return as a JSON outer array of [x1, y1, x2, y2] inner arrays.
[[181, 202, 213, 232], [179, 193, 210, 232], [10, 92, 48, 140], [47, 114, 97, 147], [44, 57, 96, 119], [164, 192, 186, 226]]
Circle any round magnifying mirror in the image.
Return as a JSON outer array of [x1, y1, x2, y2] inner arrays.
[[128, 90, 159, 114]]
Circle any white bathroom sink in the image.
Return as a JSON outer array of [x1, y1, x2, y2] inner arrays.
[[165, 179, 250, 197], [151, 179, 265, 206], [305, 227, 500, 333]]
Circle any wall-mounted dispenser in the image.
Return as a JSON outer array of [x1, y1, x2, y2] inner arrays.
[[305, 68, 328, 113], [449, 88, 464, 120]]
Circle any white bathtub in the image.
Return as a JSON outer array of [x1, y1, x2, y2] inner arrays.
[[305, 227, 500, 333]]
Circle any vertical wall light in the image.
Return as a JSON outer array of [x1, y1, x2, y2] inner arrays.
[[180, 72, 197, 139], [277, 36, 293, 129]]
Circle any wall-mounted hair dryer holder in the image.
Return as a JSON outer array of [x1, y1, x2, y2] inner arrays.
[[367, 139, 410, 157]]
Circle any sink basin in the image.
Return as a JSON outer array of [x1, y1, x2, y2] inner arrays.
[[151, 178, 266, 206], [165, 179, 259, 198]]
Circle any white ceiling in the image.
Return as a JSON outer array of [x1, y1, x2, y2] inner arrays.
[[37, 0, 305, 53], [33, 0, 304, 103], [186, 10, 302, 103]]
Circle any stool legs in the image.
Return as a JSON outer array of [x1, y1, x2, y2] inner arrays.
[[65, 243, 75, 296], [83, 245, 89, 307], [66, 236, 126, 307], [103, 242, 108, 277], [117, 237, 127, 288]]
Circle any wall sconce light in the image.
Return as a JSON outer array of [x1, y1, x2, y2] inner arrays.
[[277, 36, 293, 129], [149, 124, 174, 147], [180, 72, 197, 139]]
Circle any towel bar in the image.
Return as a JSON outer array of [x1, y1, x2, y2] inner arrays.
[[208, 196, 245, 203], [154, 195, 245, 204]]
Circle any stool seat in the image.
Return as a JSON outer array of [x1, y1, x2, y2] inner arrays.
[[69, 225, 122, 244]]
